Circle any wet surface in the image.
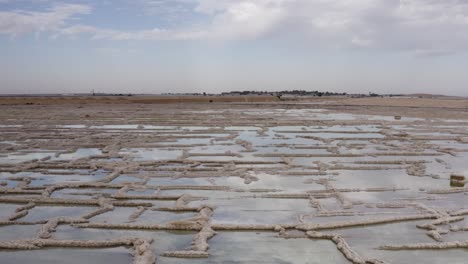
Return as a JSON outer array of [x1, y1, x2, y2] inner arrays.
[[1, 104, 468, 263], [0, 247, 133, 264]]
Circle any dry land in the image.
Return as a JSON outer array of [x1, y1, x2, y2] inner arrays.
[[0, 95, 467, 264]]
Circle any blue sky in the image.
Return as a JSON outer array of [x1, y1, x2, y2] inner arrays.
[[1, 0, 468, 95]]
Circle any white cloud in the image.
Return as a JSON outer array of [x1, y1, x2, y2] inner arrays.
[[138, 0, 195, 16], [0, 3, 90, 37], [280, 0, 468, 54], [140, 0, 468, 54], [3, 0, 468, 55], [60, 24, 208, 40], [208, 0, 286, 39]]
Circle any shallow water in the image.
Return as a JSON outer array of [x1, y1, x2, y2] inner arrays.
[[0, 248, 133, 264], [1, 106, 468, 263], [159, 231, 349, 264]]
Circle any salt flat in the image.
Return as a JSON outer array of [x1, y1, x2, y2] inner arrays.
[[0, 97, 467, 264]]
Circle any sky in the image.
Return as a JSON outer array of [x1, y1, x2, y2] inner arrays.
[[1, 0, 468, 95]]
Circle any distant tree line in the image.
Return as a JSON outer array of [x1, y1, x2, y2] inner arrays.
[[220, 90, 348, 97], [153, 90, 391, 97]]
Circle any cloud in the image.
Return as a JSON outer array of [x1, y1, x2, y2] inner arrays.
[[60, 24, 208, 40], [0, 3, 90, 37], [125, 0, 468, 54], [3, 0, 468, 55], [208, 1, 286, 39], [0, 0, 51, 3], [60, 0, 287, 40], [138, 0, 195, 16]]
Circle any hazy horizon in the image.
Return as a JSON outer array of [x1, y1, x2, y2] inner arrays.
[[1, 1, 468, 96]]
